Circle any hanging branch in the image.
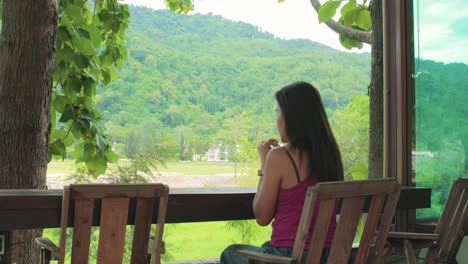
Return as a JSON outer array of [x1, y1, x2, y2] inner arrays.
[[309, 0, 372, 45]]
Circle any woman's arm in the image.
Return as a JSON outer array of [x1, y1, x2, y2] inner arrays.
[[253, 147, 283, 226]]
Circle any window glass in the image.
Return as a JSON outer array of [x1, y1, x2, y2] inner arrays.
[[413, 0, 468, 218]]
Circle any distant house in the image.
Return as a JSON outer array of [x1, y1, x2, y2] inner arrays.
[[202, 144, 229, 162]]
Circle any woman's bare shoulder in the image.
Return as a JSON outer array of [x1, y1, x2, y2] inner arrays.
[[266, 146, 288, 162]]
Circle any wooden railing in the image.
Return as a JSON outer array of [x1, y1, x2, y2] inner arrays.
[[0, 187, 431, 230]]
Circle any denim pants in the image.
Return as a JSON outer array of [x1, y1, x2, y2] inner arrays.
[[220, 241, 329, 264]]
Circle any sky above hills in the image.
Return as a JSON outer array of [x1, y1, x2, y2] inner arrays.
[[123, 0, 371, 53], [124, 0, 468, 64]]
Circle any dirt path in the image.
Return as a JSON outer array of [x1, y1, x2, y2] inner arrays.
[[46, 172, 249, 189]]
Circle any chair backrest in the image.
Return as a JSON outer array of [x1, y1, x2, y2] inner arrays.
[[57, 184, 169, 264], [425, 177, 468, 263], [291, 179, 401, 264]]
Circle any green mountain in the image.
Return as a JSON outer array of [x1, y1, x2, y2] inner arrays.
[[96, 6, 371, 157]]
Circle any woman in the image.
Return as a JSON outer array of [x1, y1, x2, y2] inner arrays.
[[220, 81, 344, 264]]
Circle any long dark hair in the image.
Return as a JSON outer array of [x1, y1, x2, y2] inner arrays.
[[275, 81, 344, 182]]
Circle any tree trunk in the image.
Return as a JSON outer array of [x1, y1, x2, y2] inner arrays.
[[368, 0, 384, 179], [0, 0, 57, 263]]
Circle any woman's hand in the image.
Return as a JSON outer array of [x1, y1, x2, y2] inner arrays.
[[258, 139, 278, 168]]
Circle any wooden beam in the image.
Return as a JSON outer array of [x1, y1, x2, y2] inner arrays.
[[0, 187, 430, 230]]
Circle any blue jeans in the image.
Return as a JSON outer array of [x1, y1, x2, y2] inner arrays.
[[220, 241, 329, 264]]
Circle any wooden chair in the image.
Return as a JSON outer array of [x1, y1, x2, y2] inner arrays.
[[387, 177, 468, 264], [237, 179, 401, 264], [35, 184, 169, 264]]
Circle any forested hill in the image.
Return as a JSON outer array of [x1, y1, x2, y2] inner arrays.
[[96, 6, 371, 155]]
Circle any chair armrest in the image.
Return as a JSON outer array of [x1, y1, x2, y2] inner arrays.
[[236, 250, 296, 264], [35, 237, 60, 259], [387, 232, 439, 240]]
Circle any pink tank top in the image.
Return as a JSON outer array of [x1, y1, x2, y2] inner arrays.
[[270, 176, 337, 248]]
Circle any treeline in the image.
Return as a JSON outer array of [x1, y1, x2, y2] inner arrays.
[[95, 6, 370, 163]]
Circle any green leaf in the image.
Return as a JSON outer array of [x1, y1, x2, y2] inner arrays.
[[83, 79, 95, 97], [65, 4, 83, 21], [73, 37, 95, 56], [339, 34, 363, 49], [101, 70, 111, 86], [77, 96, 93, 111], [343, 8, 361, 26], [96, 133, 107, 150], [86, 24, 102, 48], [74, 142, 84, 162], [318, 1, 342, 23], [49, 139, 67, 160], [73, 54, 90, 68], [340, 1, 359, 17], [59, 104, 74, 122], [77, 28, 90, 39], [53, 95, 68, 113], [355, 9, 371, 30], [85, 154, 107, 177], [65, 78, 82, 94], [105, 149, 119, 163], [51, 129, 67, 139], [82, 142, 95, 161], [83, 69, 97, 81]]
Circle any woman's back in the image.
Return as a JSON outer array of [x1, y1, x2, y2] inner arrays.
[[270, 147, 337, 249]]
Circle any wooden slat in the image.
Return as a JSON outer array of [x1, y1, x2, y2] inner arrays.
[[368, 188, 401, 263], [131, 198, 154, 264], [71, 198, 93, 264], [354, 194, 385, 263], [70, 184, 166, 199], [404, 239, 418, 264], [433, 179, 467, 235], [291, 188, 316, 261], [58, 186, 70, 264], [327, 196, 365, 263], [315, 179, 399, 199], [152, 186, 169, 264], [439, 189, 467, 261], [304, 199, 335, 264], [387, 232, 439, 240], [291, 188, 316, 263], [423, 181, 463, 264], [447, 202, 468, 261], [426, 181, 464, 263], [97, 197, 129, 264]]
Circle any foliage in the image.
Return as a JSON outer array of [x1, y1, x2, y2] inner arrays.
[[0, 0, 198, 178], [413, 60, 468, 217], [285, 0, 372, 50], [47, 0, 131, 177], [331, 96, 369, 180], [225, 220, 259, 244], [96, 7, 371, 163]]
